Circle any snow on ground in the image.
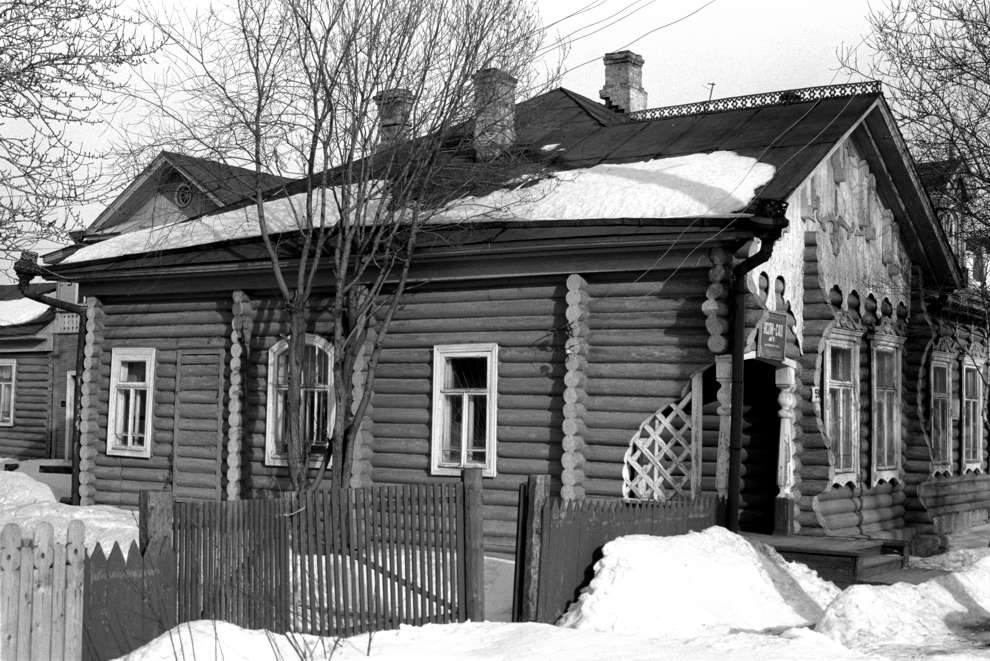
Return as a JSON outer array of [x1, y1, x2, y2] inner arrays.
[[558, 527, 838, 637], [61, 151, 774, 266], [0, 296, 49, 326], [0, 471, 138, 551], [116, 619, 874, 661], [911, 546, 990, 572]]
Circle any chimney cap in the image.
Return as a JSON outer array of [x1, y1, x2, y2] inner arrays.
[[373, 88, 413, 104], [473, 68, 518, 86], [603, 50, 644, 66]]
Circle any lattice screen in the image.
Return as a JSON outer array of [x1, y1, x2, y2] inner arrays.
[[622, 375, 702, 500]]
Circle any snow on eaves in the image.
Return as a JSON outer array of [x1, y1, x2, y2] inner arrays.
[[0, 297, 50, 327], [61, 151, 775, 266]]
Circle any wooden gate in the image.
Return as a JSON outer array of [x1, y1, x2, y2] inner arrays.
[[514, 477, 720, 624], [83, 539, 176, 661], [171, 350, 225, 501]]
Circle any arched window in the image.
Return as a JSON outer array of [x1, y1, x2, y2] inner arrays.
[[265, 334, 334, 466]]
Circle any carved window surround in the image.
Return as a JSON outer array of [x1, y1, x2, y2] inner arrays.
[[870, 333, 904, 486], [930, 350, 954, 476], [824, 327, 862, 487]]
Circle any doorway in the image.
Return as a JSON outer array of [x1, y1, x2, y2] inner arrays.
[[738, 360, 781, 534]]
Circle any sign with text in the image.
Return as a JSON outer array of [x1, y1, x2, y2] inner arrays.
[[757, 312, 787, 362]]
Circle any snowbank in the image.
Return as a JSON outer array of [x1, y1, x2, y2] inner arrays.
[[116, 619, 872, 661], [436, 151, 775, 223], [818, 555, 990, 651], [0, 297, 49, 326], [558, 527, 839, 637], [0, 472, 138, 552]]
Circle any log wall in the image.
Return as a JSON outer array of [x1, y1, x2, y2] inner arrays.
[[88, 298, 232, 508], [368, 278, 568, 555], [0, 352, 51, 458]]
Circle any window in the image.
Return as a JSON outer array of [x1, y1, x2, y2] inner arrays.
[[931, 352, 953, 472], [0, 360, 14, 426], [962, 359, 984, 473], [430, 344, 498, 477], [824, 332, 860, 484], [107, 348, 155, 458], [265, 335, 334, 466], [871, 338, 903, 484]]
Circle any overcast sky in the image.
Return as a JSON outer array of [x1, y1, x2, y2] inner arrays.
[[3, 0, 879, 283]]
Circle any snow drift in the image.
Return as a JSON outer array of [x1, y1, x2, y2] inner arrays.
[[558, 526, 839, 637]]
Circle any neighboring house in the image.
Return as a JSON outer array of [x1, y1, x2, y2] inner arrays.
[[43, 52, 984, 555], [0, 283, 78, 460]]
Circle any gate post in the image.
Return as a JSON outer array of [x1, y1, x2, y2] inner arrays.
[[139, 490, 175, 552], [514, 474, 549, 622], [462, 468, 485, 621]]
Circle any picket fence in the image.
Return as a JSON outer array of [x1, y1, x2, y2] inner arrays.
[[0, 521, 85, 661]]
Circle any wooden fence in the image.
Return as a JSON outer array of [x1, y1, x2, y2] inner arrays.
[[513, 475, 721, 623], [162, 469, 485, 638], [0, 521, 85, 661]]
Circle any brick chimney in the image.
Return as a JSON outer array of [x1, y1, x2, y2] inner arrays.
[[473, 69, 517, 161], [600, 51, 647, 113], [373, 88, 413, 147]]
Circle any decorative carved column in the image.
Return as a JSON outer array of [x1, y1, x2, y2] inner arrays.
[[226, 291, 254, 500], [775, 365, 797, 534], [561, 274, 589, 501], [714, 355, 732, 498], [78, 297, 104, 506]]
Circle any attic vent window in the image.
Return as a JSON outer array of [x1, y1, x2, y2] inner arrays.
[[174, 183, 193, 208]]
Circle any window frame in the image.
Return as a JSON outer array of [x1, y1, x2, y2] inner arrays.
[[430, 343, 498, 478], [106, 348, 156, 458], [0, 359, 15, 427], [264, 334, 335, 467], [961, 357, 984, 474], [870, 335, 904, 485], [930, 350, 954, 474], [824, 330, 861, 486]]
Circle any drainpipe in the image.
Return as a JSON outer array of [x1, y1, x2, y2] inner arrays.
[[14, 251, 86, 506], [726, 205, 787, 533]]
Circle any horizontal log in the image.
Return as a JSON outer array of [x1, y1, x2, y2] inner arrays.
[[94, 465, 171, 483], [388, 314, 561, 334], [587, 329, 708, 347], [586, 379, 689, 400], [104, 324, 229, 339], [105, 310, 231, 327]]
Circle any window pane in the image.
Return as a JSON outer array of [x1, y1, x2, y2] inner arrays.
[[132, 389, 147, 446], [885, 391, 897, 468], [115, 389, 131, 442], [468, 394, 487, 463], [933, 399, 948, 462], [303, 345, 331, 387], [0, 365, 11, 381], [831, 347, 852, 382], [276, 352, 287, 387], [447, 357, 486, 389], [875, 351, 895, 388], [965, 367, 979, 398], [0, 385, 11, 421], [933, 365, 948, 395], [120, 360, 146, 383], [444, 394, 463, 464]]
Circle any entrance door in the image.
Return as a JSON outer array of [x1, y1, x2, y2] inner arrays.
[[739, 360, 780, 534], [171, 350, 225, 501], [63, 371, 75, 461]]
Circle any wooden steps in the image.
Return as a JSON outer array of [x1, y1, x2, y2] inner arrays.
[[744, 533, 906, 587]]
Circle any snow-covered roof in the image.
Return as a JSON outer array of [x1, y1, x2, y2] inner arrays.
[[60, 151, 773, 265], [0, 297, 50, 327]]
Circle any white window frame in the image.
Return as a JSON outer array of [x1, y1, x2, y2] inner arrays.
[[961, 357, 984, 474], [430, 344, 498, 477], [107, 348, 156, 458], [264, 334, 335, 467], [0, 359, 15, 427], [871, 336, 904, 485], [930, 351, 954, 474], [824, 330, 861, 485]]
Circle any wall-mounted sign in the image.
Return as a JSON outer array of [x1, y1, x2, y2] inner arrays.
[[757, 312, 787, 362]]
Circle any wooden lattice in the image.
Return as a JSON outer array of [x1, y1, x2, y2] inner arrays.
[[622, 375, 702, 500]]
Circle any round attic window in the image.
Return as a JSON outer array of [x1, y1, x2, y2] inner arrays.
[[174, 183, 193, 208]]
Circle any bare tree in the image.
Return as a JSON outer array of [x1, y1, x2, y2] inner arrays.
[[841, 0, 990, 236], [0, 0, 153, 262], [129, 0, 555, 492]]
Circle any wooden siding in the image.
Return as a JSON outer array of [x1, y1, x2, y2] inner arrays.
[[91, 299, 232, 507], [368, 279, 568, 555], [0, 353, 51, 458]]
